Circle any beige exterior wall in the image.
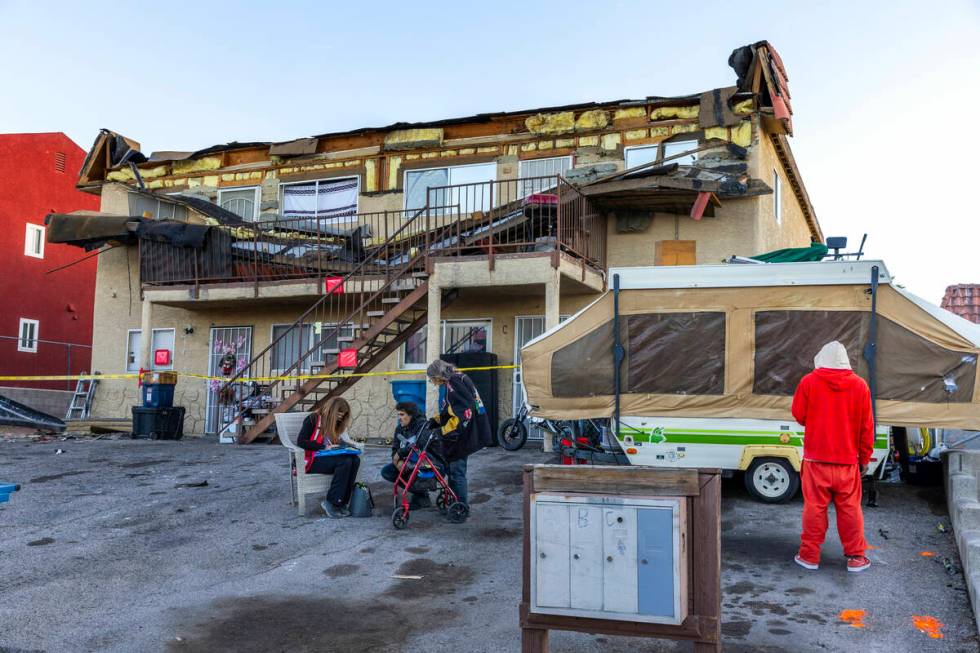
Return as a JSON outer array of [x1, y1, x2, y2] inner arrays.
[[749, 127, 812, 253], [87, 107, 821, 437]]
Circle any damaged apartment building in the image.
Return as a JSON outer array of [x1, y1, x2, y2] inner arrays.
[[49, 41, 822, 441]]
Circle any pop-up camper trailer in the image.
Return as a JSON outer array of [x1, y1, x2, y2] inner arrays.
[[520, 261, 980, 501]]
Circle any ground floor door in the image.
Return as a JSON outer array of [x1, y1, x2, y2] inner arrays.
[[205, 326, 252, 435], [514, 316, 548, 440]]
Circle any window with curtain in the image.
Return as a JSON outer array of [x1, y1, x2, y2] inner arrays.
[[518, 156, 571, 197], [281, 177, 359, 225]]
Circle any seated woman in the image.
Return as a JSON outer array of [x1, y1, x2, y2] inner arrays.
[[380, 402, 432, 509], [296, 397, 360, 519]]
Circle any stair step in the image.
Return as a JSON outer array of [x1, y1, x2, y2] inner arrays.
[[366, 310, 385, 318], [380, 297, 402, 304], [336, 336, 355, 343]]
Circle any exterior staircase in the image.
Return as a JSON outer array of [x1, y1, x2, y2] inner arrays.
[[221, 207, 451, 443]]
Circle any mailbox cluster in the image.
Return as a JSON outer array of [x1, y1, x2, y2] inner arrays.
[[530, 493, 687, 625]]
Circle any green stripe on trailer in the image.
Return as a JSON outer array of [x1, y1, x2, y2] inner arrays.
[[620, 425, 889, 449]]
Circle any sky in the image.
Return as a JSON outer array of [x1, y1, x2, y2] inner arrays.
[[2, 0, 978, 303]]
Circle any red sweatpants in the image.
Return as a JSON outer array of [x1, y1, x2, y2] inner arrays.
[[799, 460, 866, 562]]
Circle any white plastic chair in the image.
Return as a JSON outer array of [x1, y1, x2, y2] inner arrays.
[[274, 411, 365, 516]]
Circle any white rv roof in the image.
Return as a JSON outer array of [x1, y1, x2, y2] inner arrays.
[[609, 260, 892, 289]]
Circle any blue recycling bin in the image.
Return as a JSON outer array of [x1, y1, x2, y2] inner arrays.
[[141, 383, 175, 408], [391, 380, 426, 415]]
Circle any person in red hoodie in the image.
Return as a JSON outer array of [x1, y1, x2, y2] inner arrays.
[[791, 341, 875, 573]]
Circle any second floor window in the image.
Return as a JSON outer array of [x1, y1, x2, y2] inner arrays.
[[518, 156, 572, 197], [281, 177, 359, 225], [773, 169, 782, 226], [624, 139, 699, 170], [404, 162, 497, 214], [218, 187, 260, 221], [24, 224, 45, 258]]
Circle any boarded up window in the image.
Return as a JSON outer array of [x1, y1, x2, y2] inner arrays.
[[627, 313, 726, 395], [655, 240, 696, 266], [753, 310, 977, 403]]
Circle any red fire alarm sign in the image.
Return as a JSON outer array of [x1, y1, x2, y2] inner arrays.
[[154, 349, 171, 366], [338, 348, 357, 369]]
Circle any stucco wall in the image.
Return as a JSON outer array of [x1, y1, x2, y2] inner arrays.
[[749, 128, 813, 253]]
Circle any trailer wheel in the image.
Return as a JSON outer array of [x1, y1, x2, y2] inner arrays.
[[744, 457, 799, 503]]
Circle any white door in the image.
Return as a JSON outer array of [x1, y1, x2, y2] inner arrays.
[[205, 326, 252, 435]]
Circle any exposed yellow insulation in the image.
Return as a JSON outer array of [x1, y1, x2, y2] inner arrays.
[[578, 136, 599, 147], [601, 133, 621, 150], [575, 110, 609, 131], [650, 105, 699, 120], [172, 156, 222, 175], [671, 123, 698, 135], [613, 107, 647, 122], [364, 159, 377, 191], [384, 128, 443, 151], [624, 129, 648, 141], [733, 98, 754, 115], [387, 156, 402, 189], [525, 111, 575, 135]]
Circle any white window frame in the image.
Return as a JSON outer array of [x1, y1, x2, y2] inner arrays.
[[151, 328, 176, 371], [623, 144, 660, 171], [24, 224, 45, 258], [17, 318, 39, 353], [518, 156, 573, 197], [403, 162, 498, 214], [663, 139, 699, 165], [278, 176, 360, 224], [400, 318, 493, 369], [217, 186, 260, 222], [773, 168, 782, 226], [269, 322, 356, 373], [125, 329, 142, 372]]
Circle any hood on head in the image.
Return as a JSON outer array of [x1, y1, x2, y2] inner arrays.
[[814, 341, 851, 371]]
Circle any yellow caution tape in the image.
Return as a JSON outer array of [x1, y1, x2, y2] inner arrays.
[[0, 365, 518, 384]]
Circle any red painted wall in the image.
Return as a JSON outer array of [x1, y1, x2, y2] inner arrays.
[[0, 133, 99, 390]]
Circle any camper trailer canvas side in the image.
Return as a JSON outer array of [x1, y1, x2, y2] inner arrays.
[[520, 261, 980, 502]]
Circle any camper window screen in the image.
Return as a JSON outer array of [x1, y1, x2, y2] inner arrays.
[[626, 312, 726, 395], [753, 311, 977, 403], [753, 310, 868, 396]]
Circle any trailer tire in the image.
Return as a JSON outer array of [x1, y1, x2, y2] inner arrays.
[[744, 457, 799, 503]]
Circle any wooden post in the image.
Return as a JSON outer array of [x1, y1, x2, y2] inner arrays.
[[521, 627, 549, 653]]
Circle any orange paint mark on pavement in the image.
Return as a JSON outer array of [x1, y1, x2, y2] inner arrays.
[[866, 545, 879, 550], [839, 610, 866, 629], [912, 615, 944, 639], [919, 551, 936, 557]]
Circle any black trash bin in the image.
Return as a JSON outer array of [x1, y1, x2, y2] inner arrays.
[[131, 406, 185, 440]]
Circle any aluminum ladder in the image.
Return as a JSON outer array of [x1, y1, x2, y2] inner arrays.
[[65, 373, 98, 421]]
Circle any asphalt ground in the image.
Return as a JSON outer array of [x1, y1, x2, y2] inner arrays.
[[0, 436, 976, 652]]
